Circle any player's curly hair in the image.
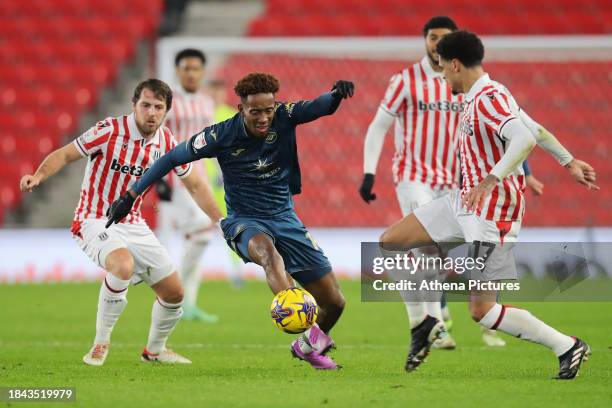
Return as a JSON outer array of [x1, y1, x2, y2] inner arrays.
[[436, 30, 484, 68], [234, 72, 280, 100]]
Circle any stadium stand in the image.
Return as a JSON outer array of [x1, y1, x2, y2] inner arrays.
[[0, 0, 163, 224], [249, 0, 612, 36], [214, 56, 611, 227]]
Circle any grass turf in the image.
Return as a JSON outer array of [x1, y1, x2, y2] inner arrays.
[[1, 281, 611, 407]]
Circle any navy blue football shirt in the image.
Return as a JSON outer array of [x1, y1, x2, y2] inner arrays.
[[131, 91, 343, 218]]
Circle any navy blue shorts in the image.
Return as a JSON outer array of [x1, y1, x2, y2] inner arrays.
[[220, 212, 332, 285]]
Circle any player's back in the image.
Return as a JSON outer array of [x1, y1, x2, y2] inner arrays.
[[71, 114, 190, 236]]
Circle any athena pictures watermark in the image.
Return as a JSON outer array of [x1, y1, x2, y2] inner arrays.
[[361, 242, 612, 302]]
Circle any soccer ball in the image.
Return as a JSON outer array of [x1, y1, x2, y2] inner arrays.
[[270, 288, 318, 334]]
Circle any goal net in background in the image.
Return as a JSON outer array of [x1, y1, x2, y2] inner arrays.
[[157, 36, 612, 229]]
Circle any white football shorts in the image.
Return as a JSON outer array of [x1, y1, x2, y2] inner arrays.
[[73, 218, 175, 286], [413, 190, 521, 281], [395, 179, 451, 216]]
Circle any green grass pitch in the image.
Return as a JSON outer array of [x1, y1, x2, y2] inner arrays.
[[1, 281, 611, 407]]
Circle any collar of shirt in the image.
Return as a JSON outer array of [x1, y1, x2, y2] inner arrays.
[[173, 86, 198, 99], [463, 73, 492, 103], [127, 113, 160, 146], [420, 56, 443, 79]]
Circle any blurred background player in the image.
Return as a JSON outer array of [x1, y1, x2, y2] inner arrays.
[[107, 73, 355, 370], [156, 48, 220, 322], [19, 79, 222, 366], [380, 30, 596, 378]]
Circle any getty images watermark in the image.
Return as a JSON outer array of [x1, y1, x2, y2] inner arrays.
[[360, 242, 612, 302]]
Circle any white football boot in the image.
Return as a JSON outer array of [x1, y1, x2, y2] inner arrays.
[[141, 348, 192, 364], [83, 344, 109, 366], [481, 328, 507, 347]]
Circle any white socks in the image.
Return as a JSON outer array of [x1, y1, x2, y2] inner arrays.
[[146, 298, 183, 354], [479, 304, 575, 356], [404, 302, 427, 329], [94, 273, 130, 344], [425, 301, 444, 323], [179, 237, 208, 309]]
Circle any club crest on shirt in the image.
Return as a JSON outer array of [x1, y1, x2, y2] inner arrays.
[[265, 131, 277, 144], [192, 131, 207, 150], [284, 102, 295, 116]]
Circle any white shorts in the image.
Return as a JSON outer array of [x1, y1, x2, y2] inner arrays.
[[395, 180, 451, 216], [73, 219, 175, 286], [157, 186, 213, 238], [413, 190, 521, 281]]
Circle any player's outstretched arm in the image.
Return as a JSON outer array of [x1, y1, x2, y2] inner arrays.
[[180, 171, 223, 223], [19, 143, 83, 193], [519, 109, 598, 190], [105, 140, 198, 227], [291, 80, 355, 125]]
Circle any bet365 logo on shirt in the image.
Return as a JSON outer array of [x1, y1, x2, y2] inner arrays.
[[110, 158, 148, 177]]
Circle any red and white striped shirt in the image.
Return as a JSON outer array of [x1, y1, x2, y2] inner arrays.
[[165, 87, 215, 142], [164, 86, 215, 186], [459, 74, 526, 221], [381, 57, 464, 189], [70, 114, 192, 236]]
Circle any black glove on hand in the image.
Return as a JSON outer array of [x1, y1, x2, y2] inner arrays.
[[155, 179, 173, 202], [359, 173, 376, 203], [331, 80, 355, 99], [105, 191, 136, 228]]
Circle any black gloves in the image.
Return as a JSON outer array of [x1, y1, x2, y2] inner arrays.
[[155, 179, 173, 202], [105, 191, 136, 228], [331, 80, 355, 99], [359, 173, 376, 203]]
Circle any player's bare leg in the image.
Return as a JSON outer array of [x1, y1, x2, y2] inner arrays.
[[470, 288, 590, 379], [83, 248, 133, 366], [380, 214, 447, 371], [247, 234, 293, 294], [303, 273, 345, 334], [141, 272, 191, 364], [290, 273, 344, 370]]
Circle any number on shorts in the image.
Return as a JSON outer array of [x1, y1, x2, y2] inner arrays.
[[470, 241, 496, 266]]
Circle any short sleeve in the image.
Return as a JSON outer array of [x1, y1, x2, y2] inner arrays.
[[165, 129, 192, 178], [73, 118, 113, 157], [380, 73, 406, 116], [476, 91, 518, 139]]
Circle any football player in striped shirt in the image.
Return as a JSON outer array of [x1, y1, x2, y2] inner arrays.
[[380, 31, 597, 379], [20, 79, 222, 366], [361, 16, 508, 352], [156, 49, 220, 322]]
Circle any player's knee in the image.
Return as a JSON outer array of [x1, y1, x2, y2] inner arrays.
[[379, 228, 394, 246], [106, 249, 134, 280], [162, 287, 184, 304], [250, 236, 281, 269]]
